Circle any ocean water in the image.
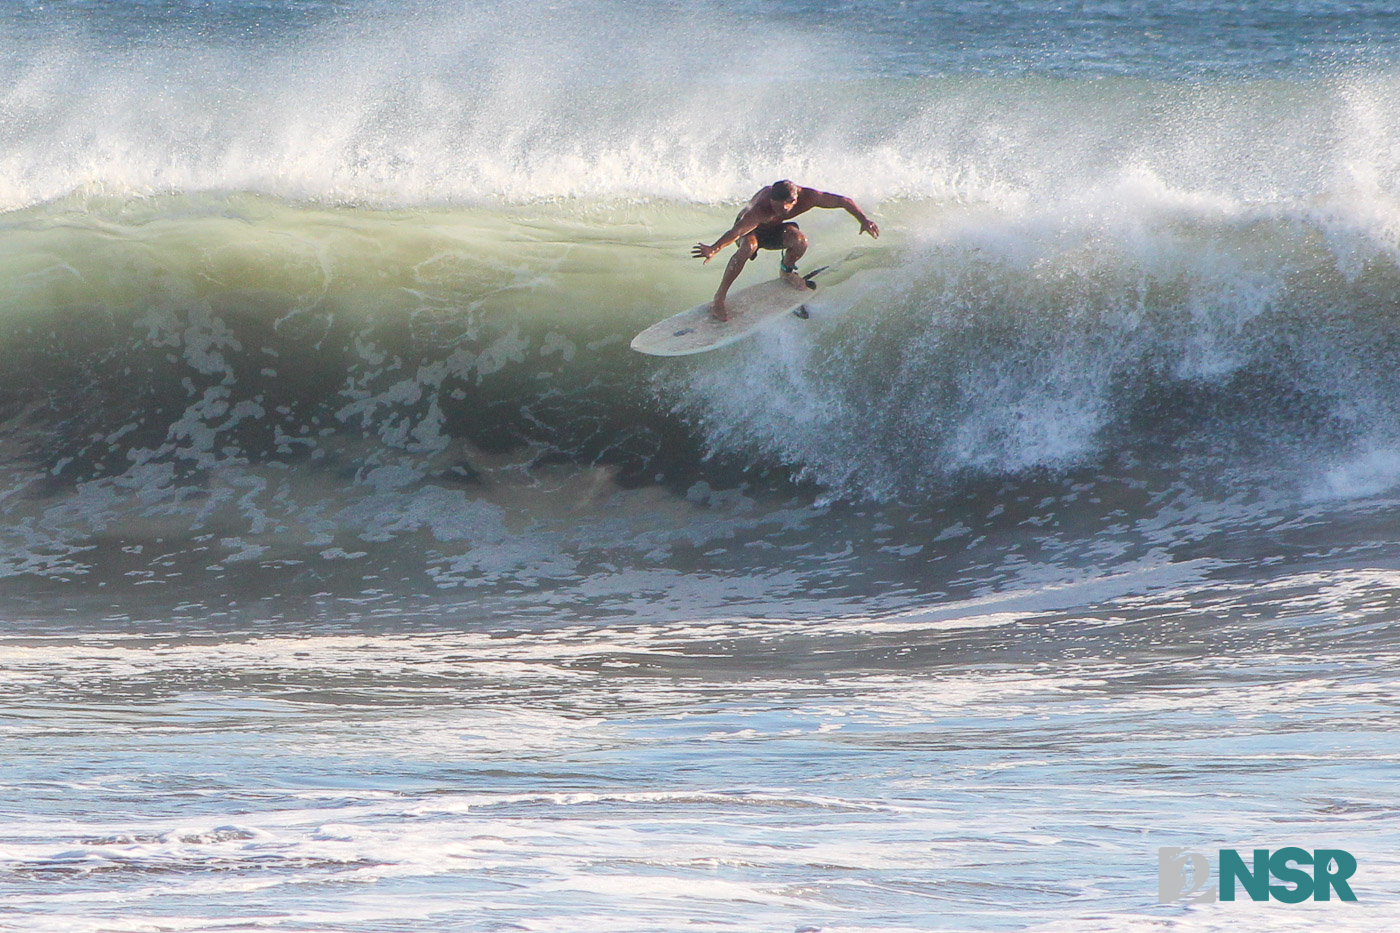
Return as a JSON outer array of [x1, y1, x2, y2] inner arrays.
[[3, 1, 1400, 929]]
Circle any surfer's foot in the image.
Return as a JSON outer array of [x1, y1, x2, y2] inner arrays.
[[781, 270, 807, 291], [710, 300, 729, 322]]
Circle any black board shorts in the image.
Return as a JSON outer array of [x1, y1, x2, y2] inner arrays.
[[749, 222, 798, 259]]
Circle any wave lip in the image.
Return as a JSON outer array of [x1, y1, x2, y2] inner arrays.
[[5, 0, 1400, 210]]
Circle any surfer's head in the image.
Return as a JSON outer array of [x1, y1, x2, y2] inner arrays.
[[769, 180, 799, 206]]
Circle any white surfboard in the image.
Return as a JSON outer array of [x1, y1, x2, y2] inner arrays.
[[630, 269, 825, 357]]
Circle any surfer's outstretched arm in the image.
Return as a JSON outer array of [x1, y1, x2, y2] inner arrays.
[[808, 190, 880, 238], [692, 212, 761, 263]]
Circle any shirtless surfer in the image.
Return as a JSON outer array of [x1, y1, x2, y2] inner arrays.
[[691, 180, 879, 321]]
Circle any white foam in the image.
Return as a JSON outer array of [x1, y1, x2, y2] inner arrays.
[[1308, 446, 1400, 501], [6, 7, 1400, 216]]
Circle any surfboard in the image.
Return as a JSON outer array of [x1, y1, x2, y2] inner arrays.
[[630, 268, 827, 357]]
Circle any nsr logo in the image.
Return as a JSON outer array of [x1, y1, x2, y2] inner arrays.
[[1158, 847, 1358, 904]]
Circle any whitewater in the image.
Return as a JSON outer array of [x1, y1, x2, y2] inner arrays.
[[2, 1, 1400, 930]]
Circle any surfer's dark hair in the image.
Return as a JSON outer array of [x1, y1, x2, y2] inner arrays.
[[769, 180, 799, 201]]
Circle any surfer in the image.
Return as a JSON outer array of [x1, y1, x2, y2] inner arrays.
[[692, 180, 879, 321]]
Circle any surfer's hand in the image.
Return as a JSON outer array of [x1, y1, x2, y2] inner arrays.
[[860, 218, 880, 238], [692, 243, 718, 263]]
